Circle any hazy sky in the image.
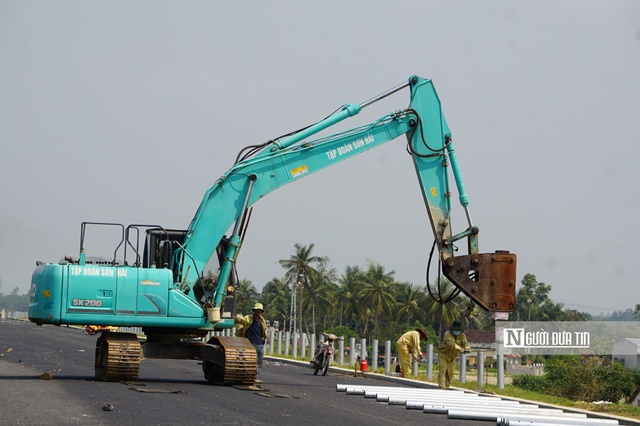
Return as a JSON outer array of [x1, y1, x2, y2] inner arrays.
[[1, 1, 639, 315]]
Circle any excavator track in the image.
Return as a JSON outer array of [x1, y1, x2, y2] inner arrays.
[[203, 336, 257, 385], [95, 332, 141, 382]]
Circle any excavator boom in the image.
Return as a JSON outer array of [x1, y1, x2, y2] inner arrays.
[[176, 75, 516, 313]]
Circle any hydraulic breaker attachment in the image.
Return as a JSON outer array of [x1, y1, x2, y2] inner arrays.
[[442, 251, 517, 312]]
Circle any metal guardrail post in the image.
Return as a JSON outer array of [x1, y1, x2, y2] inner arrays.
[[477, 349, 485, 387], [285, 331, 290, 356], [427, 343, 433, 380], [385, 340, 391, 374], [301, 333, 307, 359], [269, 329, 274, 355], [495, 315, 506, 389], [460, 353, 467, 382], [372, 339, 378, 371], [349, 337, 356, 365], [497, 340, 504, 389], [310, 334, 316, 361]]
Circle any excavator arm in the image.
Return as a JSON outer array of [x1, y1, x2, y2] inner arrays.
[[177, 75, 516, 315]]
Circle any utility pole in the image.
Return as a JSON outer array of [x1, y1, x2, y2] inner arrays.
[[289, 276, 297, 339], [298, 272, 305, 346]]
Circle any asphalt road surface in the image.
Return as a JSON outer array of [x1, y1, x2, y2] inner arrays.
[[0, 319, 488, 425]]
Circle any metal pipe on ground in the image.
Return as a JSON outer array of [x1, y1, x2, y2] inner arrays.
[[337, 384, 440, 393], [383, 393, 482, 403], [442, 406, 584, 418], [337, 384, 445, 392], [369, 391, 469, 400], [388, 395, 488, 405], [364, 388, 469, 394], [448, 410, 618, 425], [498, 421, 591, 426], [359, 388, 447, 393], [349, 387, 467, 397], [405, 398, 530, 407], [409, 400, 540, 411], [423, 405, 562, 416], [363, 388, 466, 398], [422, 405, 568, 416], [449, 408, 588, 420]]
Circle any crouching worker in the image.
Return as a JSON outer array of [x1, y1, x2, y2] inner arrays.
[[396, 328, 428, 378], [437, 320, 470, 389]]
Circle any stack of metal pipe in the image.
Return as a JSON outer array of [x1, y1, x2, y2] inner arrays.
[[336, 384, 619, 425]]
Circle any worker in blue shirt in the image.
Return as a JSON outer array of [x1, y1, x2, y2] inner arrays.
[[235, 302, 268, 383]]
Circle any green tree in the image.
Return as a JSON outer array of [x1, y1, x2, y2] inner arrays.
[[424, 278, 464, 338], [0, 287, 29, 314], [634, 304, 640, 320], [278, 243, 326, 285], [304, 261, 336, 336], [514, 273, 592, 321], [261, 277, 291, 330], [337, 265, 363, 329], [278, 243, 327, 336], [560, 309, 591, 321], [324, 325, 358, 340], [235, 279, 258, 314], [358, 261, 399, 335], [396, 283, 426, 326], [317, 280, 340, 331], [513, 273, 566, 321]]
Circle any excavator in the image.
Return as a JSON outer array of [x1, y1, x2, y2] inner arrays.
[[28, 75, 517, 385]]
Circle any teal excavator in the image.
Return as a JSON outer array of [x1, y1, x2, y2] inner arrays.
[[29, 75, 517, 384]]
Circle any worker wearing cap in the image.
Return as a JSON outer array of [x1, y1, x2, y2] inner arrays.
[[437, 320, 470, 389], [235, 302, 267, 382], [396, 328, 428, 378]]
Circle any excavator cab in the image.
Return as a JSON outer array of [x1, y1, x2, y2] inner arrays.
[[141, 228, 187, 269]]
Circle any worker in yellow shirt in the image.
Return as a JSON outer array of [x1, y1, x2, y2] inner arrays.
[[437, 321, 470, 389], [396, 328, 428, 378]]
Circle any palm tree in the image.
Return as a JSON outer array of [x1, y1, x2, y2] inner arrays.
[[278, 243, 327, 336], [278, 243, 326, 282], [396, 283, 427, 326], [337, 265, 363, 329], [303, 262, 336, 336], [235, 278, 258, 314], [318, 281, 340, 330], [513, 273, 565, 321], [358, 261, 399, 335], [424, 278, 464, 338], [261, 277, 291, 330]]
